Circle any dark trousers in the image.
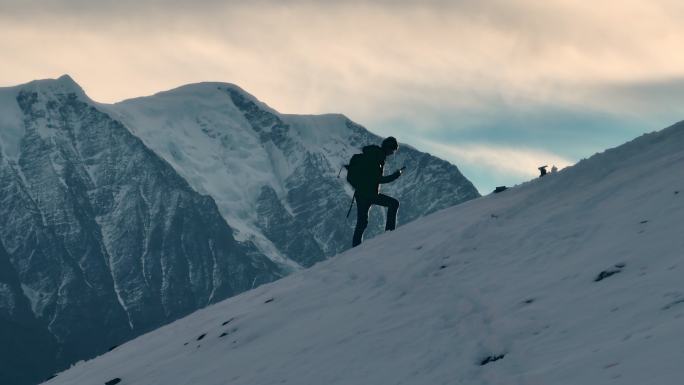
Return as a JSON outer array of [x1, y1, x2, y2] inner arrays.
[[352, 193, 399, 247]]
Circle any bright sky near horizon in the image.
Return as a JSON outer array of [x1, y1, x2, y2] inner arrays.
[[2, 0, 684, 193]]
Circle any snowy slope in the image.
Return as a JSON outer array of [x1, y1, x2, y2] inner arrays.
[[44, 122, 684, 385], [108, 83, 479, 268]]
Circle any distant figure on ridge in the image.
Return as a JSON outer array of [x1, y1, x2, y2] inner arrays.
[[344, 136, 405, 247], [538, 165, 548, 178]]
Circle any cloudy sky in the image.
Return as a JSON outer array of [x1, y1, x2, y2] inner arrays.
[[2, 0, 684, 193]]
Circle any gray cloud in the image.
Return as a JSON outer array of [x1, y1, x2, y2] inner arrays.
[[585, 78, 684, 118]]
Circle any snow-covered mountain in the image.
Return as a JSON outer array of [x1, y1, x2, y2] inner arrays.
[[106, 82, 479, 267], [0, 75, 478, 385], [0, 76, 282, 385], [43, 121, 684, 385]]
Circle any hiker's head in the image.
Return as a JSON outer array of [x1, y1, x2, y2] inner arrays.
[[381, 136, 399, 156]]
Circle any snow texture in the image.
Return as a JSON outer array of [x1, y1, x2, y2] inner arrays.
[[44, 122, 684, 385]]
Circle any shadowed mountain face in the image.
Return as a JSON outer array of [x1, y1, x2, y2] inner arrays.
[[0, 76, 282, 384], [0, 240, 58, 385]]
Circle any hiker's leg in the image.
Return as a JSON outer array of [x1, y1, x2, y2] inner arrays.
[[352, 198, 372, 247], [375, 194, 399, 231]]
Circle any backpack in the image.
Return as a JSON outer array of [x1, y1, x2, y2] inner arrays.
[[339, 152, 373, 217], [345, 153, 369, 190]]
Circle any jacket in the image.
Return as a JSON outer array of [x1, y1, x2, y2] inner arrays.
[[356, 145, 400, 199]]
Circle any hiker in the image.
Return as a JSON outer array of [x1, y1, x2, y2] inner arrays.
[[347, 136, 404, 247], [538, 165, 548, 177]]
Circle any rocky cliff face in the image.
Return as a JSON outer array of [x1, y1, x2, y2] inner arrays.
[[0, 240, 58, 385], [0, 76, 282, 384]]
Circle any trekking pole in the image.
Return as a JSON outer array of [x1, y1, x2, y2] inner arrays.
[[337, 166, 344, 178], [346, 192, 356, 218]]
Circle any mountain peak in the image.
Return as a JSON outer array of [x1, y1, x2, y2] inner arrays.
[[116, 80, 281, 118], [56, 73, 79, 88], [21, 74, 87, 99], [56, 73, 74, 82], [129, 81, 249, 100]]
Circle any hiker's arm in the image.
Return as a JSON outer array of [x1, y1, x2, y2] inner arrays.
[[379, 170, 401, 184]]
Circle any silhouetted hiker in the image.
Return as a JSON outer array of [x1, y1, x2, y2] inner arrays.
[[344, 136, 404, 247], [538, 165, 548, 177]]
